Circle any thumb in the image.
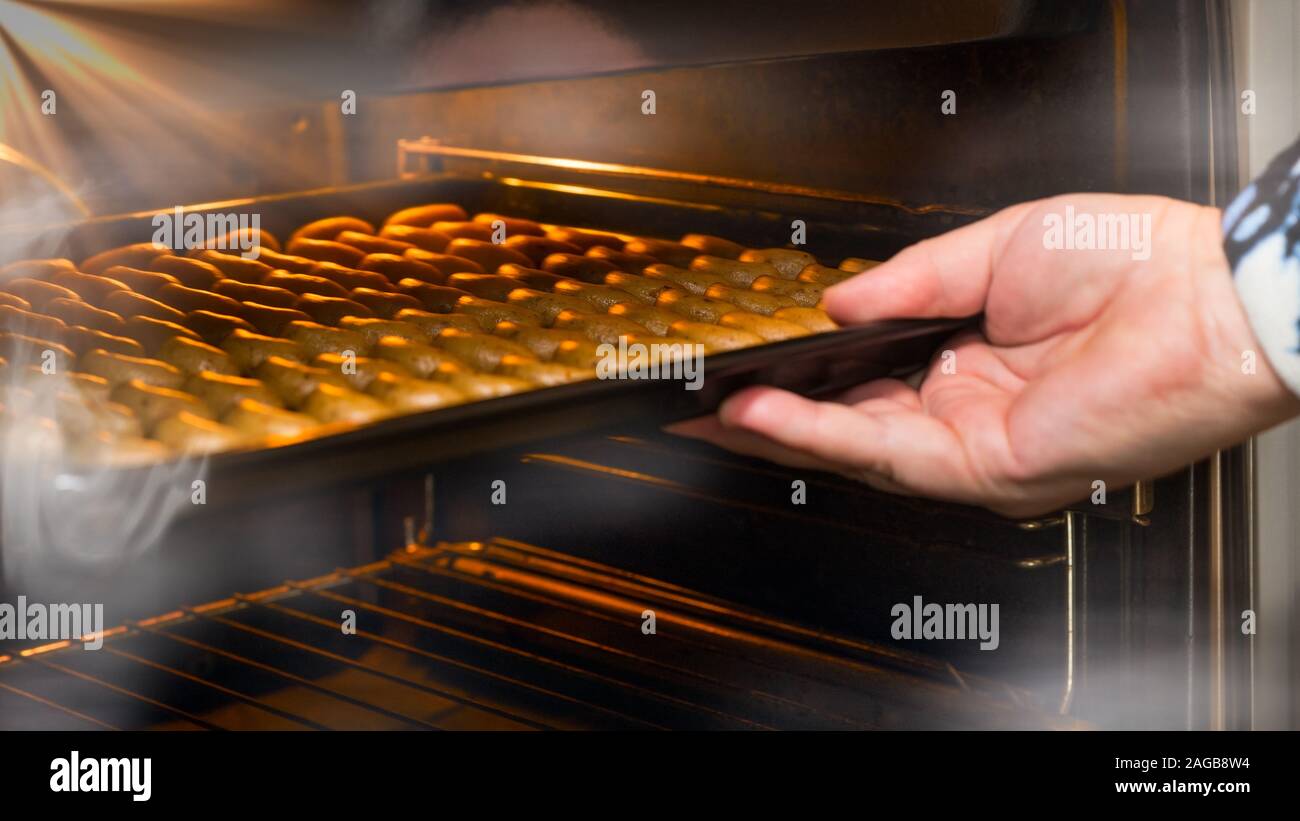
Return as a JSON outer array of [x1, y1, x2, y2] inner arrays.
[[824, 201, 1035, 325]]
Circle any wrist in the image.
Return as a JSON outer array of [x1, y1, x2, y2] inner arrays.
[[1194, 204, 1300, 425]]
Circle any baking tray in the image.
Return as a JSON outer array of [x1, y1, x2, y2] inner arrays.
[[1, 174, 973, 506]]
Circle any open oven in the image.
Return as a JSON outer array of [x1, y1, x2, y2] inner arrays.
[[0, 0, 1284, 731]]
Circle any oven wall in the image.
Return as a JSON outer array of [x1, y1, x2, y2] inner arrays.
[[1234, 0, 1300, 732]]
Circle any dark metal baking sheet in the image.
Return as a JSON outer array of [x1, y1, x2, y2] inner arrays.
[[4, 174, 971, 504]]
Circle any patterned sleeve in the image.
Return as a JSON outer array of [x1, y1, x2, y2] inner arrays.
[[1223, 136, 1300, 395]]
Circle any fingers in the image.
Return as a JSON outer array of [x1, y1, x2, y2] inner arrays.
[[670, 415, 847, 473], [716, 385, 972, 497], [835, 377, 922, 409], [823, 201, 1035, 325]]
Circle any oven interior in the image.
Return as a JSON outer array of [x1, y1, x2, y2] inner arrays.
[[0, 0, 1257, 730]]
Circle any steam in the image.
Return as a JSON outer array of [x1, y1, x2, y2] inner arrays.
[[1, 185, 202, 592]]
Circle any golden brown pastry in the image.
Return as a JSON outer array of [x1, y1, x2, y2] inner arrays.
[[366, 371, 465, 411], [496, 355, 593, 386], [378, 225, 452, 252], [63, 326, 144, 358], [80, 243, 171, 275], [739, 248, 816, 277], [283, 320, 369, 359], [254, 356, 351, 407], [185, 371, 282, 416], [493, 323, 587, 361], [337, 316, 427, 347], [0, 258, 75, 280], [103, 290, 187, 324], [397, 281, 472, 313], [606, 302, 679, 336], [158, 335, 237, 376], [184, 310, 259, 345], [110, 379, 211, 431], [446, 273, 527, 302], [718, 312, 811, 341], [285, 238, 366, 267], [430, 221, 495, 242], [432, 328, 536, 371], [153, 412, 243, 454], [839, 257, 879, 273], [797, 264, 857, 286], [550, 339, 610, 368], [749, 276, 824, 306], [221, 329, 307, 372], [147, 255, 222, 290], [191, 250, 273, 283], [552, 310, 647, 345], [308, 262, 392, 292], [212, 279, 299, 309], [370, 336, 467, 378], [332, 231, 414, 257], [0, 333, 74, 371], [360, 252, 445, 285], [0, 293, 30, 311], [121, 315, 203, 356], [313, 352, 412, 391], [80, 349, 184, 389], [545, 226, 625, 252], [506, 288, 589, 324], [261, 271, 350, 299], [643, 263, 728, 295], [48, 270, 129, 305], [498, 264, 567, 291], [668, 320, 764, 351], [552, 280, 630, 311], [586, 245, 658, 272], [471, 212, 545, 236], [383, 203, 468, 228], [703, 284, 798, 316], [603, 272, 680, 304], [1, 278, 78, 311], [394, 307, 481, 336], [222, 398, 319, 438], [453, 296, 541, 331], [254, 249, 317, 273], [291, 216, 376, 242], [301, 382, 390, 425], [688, 255, 780, 287], [235, 303, 313, 337], [773, 307, 837, 332], [433, 369, 533, 400], [503, 236, 581, 265], [156, 283, 243, 316], [293, 293, 374, 326], [44, 298, 124, 334], [680, 233, 744, 259], [1, 304, 66, 341], [443, 238, 532, 272], [348, 288, 422, 318], [656, 291, 738, 323], [404, 248, 486, 277], [101, 266, 179, 297], [541, 253, 619, 283], [623, 238, 699, 267]]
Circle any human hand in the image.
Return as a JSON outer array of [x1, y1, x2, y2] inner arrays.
[[673, 194, 1300, 516]]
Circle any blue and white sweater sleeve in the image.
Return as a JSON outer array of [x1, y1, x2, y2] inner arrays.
[[1223, 136, 1300, 396]]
